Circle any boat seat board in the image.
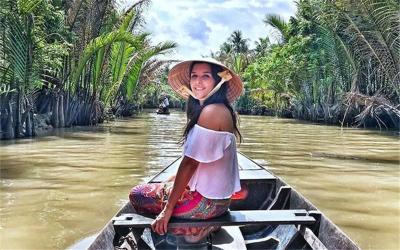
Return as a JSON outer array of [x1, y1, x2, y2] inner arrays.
[[113, 209, 315, 229]]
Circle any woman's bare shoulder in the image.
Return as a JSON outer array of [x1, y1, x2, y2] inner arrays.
[[198, 104, 234, 132]]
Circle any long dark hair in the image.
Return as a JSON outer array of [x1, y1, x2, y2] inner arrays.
[[182, 61, 242, 143]]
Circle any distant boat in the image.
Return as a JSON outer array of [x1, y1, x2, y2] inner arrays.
[[156, 108, 170, 115], [85, 152, 360, 250]]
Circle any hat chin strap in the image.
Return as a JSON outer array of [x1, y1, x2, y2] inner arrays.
[[178, 70, 232, 105]]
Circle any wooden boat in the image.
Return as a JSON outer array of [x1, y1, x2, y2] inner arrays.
[[156, 108, 170, 115], [85, 152, 360, 250]]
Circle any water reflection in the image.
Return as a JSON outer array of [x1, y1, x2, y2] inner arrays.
[[0, 110, 398, 249]]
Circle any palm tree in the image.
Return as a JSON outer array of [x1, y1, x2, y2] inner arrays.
[[70, 5, 176, 117], [263, 14, 290, 44], [254, 37, 271, 57], [0, 0, 177, 139], [228, 30, 250, 54], [313, 0, 400, 127], [0, 0, 45, 138]]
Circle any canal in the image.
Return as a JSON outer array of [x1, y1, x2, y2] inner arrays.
[[0, 110, 399, 249]]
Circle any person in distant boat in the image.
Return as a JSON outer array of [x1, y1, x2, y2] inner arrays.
[[129, 58, 244, 243], [158, 94, 170, 113]]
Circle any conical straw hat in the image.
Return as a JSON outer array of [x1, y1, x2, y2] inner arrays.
[[168, 58, 243, 103]]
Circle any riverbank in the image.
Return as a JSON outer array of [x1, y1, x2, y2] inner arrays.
[[2, 107, 398, 141], [237, 104, 400, 132]]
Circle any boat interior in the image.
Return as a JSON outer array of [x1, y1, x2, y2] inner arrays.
[[110, 154, 330, 250], [87, 153, 358, 250]]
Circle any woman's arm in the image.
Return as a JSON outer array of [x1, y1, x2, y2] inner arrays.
[[151, 156, 199, 235]]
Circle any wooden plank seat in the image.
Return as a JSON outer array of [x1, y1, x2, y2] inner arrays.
[[113, 209, 315, 229]]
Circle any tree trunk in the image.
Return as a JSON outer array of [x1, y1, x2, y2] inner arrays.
[[0, 105, 3, 140], [65, 93, 70, 127], [52, 95, 59, 128], [45, 96, 51, 113], [15, 92, 22, 138], [59, 94, 65, 127], [5, 99, 15, 139], [31, 111, 36, 136], [25, 108, 32, 137]]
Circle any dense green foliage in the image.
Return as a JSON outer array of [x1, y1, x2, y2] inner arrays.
[[217, 0, 400, 129], [1, 0, 398, 140], [0, 0, 176, 139]]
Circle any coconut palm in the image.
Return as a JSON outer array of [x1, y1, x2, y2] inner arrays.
[[0, 0, 45, 138], [311, 0, 400, 127], [254, 37, 271, 57], [0, 0, 178, 139], [229, 30, 250, 54], [263, 14, 290, 44]]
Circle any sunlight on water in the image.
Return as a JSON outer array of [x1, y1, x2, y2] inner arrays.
[[0, 110, 399, 249]]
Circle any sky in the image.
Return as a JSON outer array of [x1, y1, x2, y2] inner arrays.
[[118, 0, 297, 60]]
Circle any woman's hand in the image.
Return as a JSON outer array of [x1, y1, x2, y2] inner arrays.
[[150, 156, 198, 235], [151, 207, 173, 235]]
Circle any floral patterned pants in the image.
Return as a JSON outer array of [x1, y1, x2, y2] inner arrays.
[[129, 182, 230, 235]]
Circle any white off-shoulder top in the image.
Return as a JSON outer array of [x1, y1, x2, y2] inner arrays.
[[183, 124, 241, 199]]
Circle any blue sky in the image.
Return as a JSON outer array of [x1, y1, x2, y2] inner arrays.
[[118, 0, 297, 60]]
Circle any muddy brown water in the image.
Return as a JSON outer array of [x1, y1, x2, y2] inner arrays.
[[0, 110, 399, 249]]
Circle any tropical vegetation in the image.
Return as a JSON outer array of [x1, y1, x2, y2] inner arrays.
[[0, 0, 176, 139], [1, 0, 398, 141], [215, 0, 399, 129]]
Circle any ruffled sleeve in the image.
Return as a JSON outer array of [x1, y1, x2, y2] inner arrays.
[[183, 125, 233, 163]]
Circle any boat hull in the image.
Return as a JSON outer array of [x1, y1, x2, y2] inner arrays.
[[84, 152, 359, 250]]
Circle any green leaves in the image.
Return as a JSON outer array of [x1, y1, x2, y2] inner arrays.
[[264, 14, 290, 43], [243, 0, 399, 127], [67, 3, 177, 113], [123, 41, 176, 100], [17, 0, 43, 14], [70, 31, 148, 92], [6, 15, 29, 84]]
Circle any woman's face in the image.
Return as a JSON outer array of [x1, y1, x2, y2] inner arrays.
[[190, 63, 216, 99]]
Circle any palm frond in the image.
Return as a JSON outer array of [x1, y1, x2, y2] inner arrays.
[[124, 41, 176, 100], [263, 14, 289, 43], [110, 42, 135, 84], [361, 0, 400, 73], [17, 0, 43, 14], [119, 9, 136, 32], [344, 91, 400, 128], [70, 31, 148, 91], [124, 0, 151, 32], [92, 47, 106, 94], [324, 1, 399, 97]]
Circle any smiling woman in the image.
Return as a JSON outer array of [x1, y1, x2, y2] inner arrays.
[[128, 58, 244, 243], [189, 63, 215, 99]]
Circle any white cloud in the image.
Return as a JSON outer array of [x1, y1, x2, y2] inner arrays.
[[119, 0, 297, 60]]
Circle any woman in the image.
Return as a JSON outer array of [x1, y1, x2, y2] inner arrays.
[[129, 58, 243, 242]]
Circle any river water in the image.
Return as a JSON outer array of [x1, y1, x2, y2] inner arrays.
[[0, 110, 399, 249]]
